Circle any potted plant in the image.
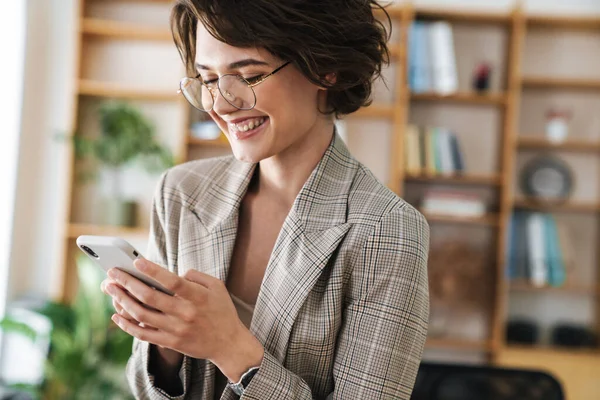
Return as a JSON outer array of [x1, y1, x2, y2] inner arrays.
[[0, 255, 135, 400], [69, 101, 174, 227]]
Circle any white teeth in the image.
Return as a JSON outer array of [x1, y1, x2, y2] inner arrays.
[[230, 117, 266, 133]]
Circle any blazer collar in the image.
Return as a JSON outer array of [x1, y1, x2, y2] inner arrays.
[[192, 132, 358, 233]]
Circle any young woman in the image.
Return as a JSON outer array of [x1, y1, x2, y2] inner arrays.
[[102, 1, 430, 398]]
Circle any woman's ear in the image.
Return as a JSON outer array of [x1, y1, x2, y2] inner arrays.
[[318, 72, 337, 90]]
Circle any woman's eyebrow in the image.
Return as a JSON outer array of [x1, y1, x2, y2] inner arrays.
[[195, 58, 270, 71]]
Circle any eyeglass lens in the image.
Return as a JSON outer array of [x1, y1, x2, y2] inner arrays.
[[180, 75, 257, 112]]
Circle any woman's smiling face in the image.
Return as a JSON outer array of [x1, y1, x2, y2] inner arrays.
[[195, 24, 327, 164]]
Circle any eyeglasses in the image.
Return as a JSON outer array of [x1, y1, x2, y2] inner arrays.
[[178, 62, 291, 112]]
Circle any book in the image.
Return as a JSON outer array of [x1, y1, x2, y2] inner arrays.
[[428, 21, 458, 95], [527, 212, 548, 287]]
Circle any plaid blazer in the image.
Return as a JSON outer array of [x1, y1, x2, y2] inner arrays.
[[126, 133, 430, 400]]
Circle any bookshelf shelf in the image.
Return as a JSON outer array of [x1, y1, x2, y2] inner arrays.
[[67, 223, 149, 238], [510, 282, 600, 296], [81, 18, 172, 41], [517, 137, 600, 152], [188, 136, 230, 148], [78, 80, 179, 101], [405, 173, 502, 186], [505, 344, 600, 356], [351, 105, 395, 119], [410, 91, 507, 105], [522, 76, 600, 90], [527, 14, 600, 30], [426, 338, 494, 352], [422, 212, 500, 227], [513, 199, 600, 213], [414, 7, 511, 25]]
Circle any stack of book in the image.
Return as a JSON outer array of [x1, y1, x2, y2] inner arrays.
[[408, 20, 458, 94], [421, 189, 486, 218], [506, 211, 571, 288], [404, 124, 465, 176]]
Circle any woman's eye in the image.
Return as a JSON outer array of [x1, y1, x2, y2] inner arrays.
[[244, 75, 264, 84], [202, 77, 218, 85]]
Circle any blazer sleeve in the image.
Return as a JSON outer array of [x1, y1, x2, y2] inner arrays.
[[241, 204, 430, 400], [125, 171, 205, 399]]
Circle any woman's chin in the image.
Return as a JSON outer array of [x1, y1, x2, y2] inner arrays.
[[230, 146, 271, 164]]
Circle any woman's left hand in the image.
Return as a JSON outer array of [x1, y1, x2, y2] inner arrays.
[[104, 258, 264, 382]]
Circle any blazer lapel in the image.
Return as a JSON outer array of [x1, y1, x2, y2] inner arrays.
[[184, 159, 256, 282], [183, 133, 358, 396], [250, 134, 356, 362]]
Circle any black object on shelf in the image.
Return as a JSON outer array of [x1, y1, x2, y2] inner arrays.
[[411, 362, 564, 400], [551, 324, 598, 348], [519, 155, 573, 203], [506, 320, 539, 345], [473, 62, 492, 92]]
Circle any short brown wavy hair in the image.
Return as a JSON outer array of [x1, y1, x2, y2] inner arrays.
[[170, 0, 391, 117]]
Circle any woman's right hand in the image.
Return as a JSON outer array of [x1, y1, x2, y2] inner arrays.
[[101, 279, 152, 327], [101, 279, 182, 363]]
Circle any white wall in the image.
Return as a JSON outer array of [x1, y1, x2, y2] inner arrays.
[[8, 0, 600, 301], [8, 0, 77, 302], [0, 1, 27, 313]]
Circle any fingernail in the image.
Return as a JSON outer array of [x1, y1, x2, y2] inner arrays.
[[112, 314, 120, 324]]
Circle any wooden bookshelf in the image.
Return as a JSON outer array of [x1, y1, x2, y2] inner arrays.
[[518, 137, 600, 152], [410, 91, 507, 105], [405, 173, 502, 186], [81, 18, 172, 41], [522, 76, 600, 90], [78, 79, 179, 101], [58, 3, 600, 393], [67, 223, 149, 238], [513, 199, 600, 213]]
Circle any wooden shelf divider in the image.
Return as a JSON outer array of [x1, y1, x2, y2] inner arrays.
[[410, 91, 507, 105], [68, 223, 149, 238], [513, 199, 600, 213], [422, 212, 500, 227], [518, 137, 600, 152], [188, 135, 231, 148], [414, 7, 511, 25], [509, 282, 600, 296], [405, 173, 502, 186], [351, 104, 395, 119], [527, 14, 600, 30], [78, 79, 179, 101], [426, 338, 494, 352], [81, 18, 172, 41], [522, 76, 600, 90]]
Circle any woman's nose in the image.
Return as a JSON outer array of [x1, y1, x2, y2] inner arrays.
[[212, 89, 238, 115]]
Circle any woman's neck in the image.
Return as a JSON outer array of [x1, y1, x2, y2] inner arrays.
[[253, 119, 335, 207]]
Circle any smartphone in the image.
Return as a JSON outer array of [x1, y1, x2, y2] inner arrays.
[[76, 235, 174, 296]]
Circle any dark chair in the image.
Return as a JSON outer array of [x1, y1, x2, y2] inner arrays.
[[411, 362, 565, 400]]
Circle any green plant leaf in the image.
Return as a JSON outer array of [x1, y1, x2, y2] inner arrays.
[[0, 318, 38, 341]]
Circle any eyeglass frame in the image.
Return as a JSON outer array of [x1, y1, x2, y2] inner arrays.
[[178, 61, 291, 112]]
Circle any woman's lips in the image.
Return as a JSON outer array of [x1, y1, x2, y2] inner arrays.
[[230, 117, 269, 141]]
